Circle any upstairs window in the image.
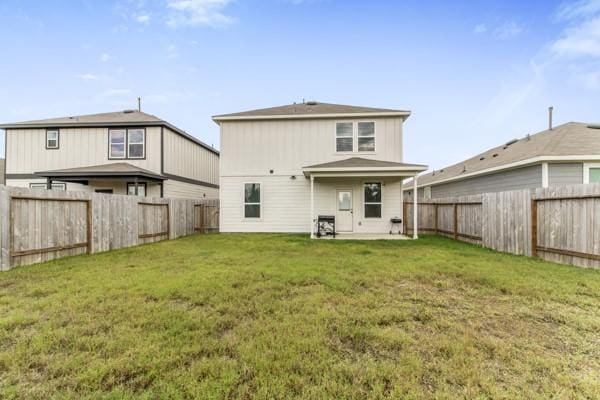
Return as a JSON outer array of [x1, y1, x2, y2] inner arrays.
[[127, 128, 145, 159], [358, 122, 375, 151], [46, 129, 59, 149], [244, 183, 261, 218], [109, 128, 145, 159], [364, 182, 382, 218], [109, 129, 126, 159], [336, 122, 353, 152]]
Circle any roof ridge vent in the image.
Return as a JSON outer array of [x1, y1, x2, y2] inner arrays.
[[588, 123, 600, 129], [503, 138, 518, 149], [305, 100, 318, 106], [123, 109, 136, 114]]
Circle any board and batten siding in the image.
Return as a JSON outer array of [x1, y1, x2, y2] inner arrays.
[[548, 163, 583, 186], [163, 179, 218, 199], [429, 164, 542, 198], [220, 117, 404, 177], [5, 127, 162, 175], [162, 127, 219, 186]]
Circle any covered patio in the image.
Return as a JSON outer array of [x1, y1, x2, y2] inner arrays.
[[34, 162, 165, 197], [302, 157, 427, 239]]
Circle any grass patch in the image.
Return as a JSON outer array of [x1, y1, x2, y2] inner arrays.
[[0, 234, 599, 399]]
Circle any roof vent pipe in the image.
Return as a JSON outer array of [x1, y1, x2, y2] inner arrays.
[[548, 106, 553, 130], [138, 97, 141, 112]]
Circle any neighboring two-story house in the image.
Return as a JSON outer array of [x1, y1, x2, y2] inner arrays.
[[213, 101, 427, 237], [1, 110, 219, 199], [404, 122, 600, 199]]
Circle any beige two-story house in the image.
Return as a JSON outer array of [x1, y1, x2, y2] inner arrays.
[[214, 101, 427, 237], [1, 110, 219, 199]]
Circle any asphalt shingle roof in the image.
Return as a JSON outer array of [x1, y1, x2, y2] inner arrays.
[[413, 122, 600, 187], [213, 102, 410, 120], [0, 110, 219, 155], [304, 157, 426, 169]]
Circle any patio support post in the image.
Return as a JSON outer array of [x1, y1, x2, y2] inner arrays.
[[310, 174, 315, 239], [413, 175, 418, 239], [399, 178, 404, 233], [46, 177, 52, 190], [134, 177, 139, 196]]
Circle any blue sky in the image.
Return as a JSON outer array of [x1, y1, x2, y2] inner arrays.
[[1, 0, 599, 170]]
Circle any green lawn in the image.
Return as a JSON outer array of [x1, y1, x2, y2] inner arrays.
[[0, 234, 599, 399]]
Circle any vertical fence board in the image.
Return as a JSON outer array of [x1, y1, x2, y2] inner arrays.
[[0, 186, 218, 270]]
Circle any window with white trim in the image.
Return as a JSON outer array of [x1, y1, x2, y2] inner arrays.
[[244, 183, 261, 218], [364, 182, 382, 218], [109, 128, 145, 159], [585, 163, 600, 183], [127, 183, 147, 197], [336, 122, 353, 152], [357, 122, 375, 152], [127, 128, 145, 159], [109, 129, 126, 159], [46, 129, 59, 149], [29, 182, 66, 190]]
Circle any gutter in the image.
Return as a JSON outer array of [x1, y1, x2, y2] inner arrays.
[[212, 111, 411, 124]]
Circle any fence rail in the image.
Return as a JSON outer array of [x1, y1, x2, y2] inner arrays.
[[0, 185, 219, 271], [405, 183, 600, 269]]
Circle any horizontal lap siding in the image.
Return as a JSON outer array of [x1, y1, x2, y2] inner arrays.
[[548, 163, 583, 186], [5, 179, 161, 197], [431, 164, 542, 198], [220, 176, 402, 233]]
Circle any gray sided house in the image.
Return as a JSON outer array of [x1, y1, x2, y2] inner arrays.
[[1, 110, 219, 199], [405, 122, 600, 199]]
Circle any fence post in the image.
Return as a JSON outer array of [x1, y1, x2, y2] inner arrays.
[[434, 204, 438, 234], [531, 199, 538, 258], [86, 200, 93, 254], [453, 203, 458, 240], [0, 187, 10, 271], [200, 204, 205, 234], [403, 202, 407, 235]]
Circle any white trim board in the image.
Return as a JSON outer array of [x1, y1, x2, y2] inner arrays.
[[583, 162, 600, 184], [213, 111, 411, 122]]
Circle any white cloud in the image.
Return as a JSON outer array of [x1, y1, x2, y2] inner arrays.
[[135, 14, 150, 24], [100, 53, 111, 62], [552, 15, 600, 57], [166, 0, 234, 28], [556, 0, 600, 21], [493, 21, 523, 39], [473, 23, 487, 34], [76, 73, 98, 81], [547, 0, 600, 89]]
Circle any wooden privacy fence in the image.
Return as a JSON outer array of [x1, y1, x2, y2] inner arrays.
[[404, 200, 483, 242], [404, 183, 600, 269], [0, 185, 219, 271], [194, 203, 220, 233]]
